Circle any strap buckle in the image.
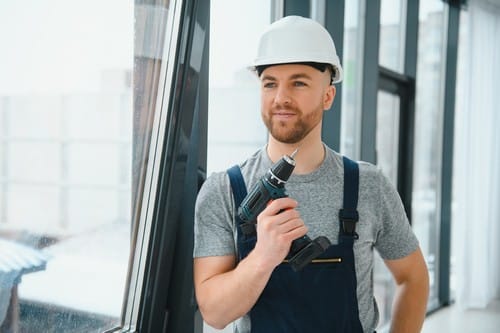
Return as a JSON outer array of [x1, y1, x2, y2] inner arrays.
[[339, 208, 359, 237]]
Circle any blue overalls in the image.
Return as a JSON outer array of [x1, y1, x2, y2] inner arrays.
[[227, 156, 364, 333]]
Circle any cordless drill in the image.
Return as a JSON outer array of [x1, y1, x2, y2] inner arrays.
[[237, 149, 331, 272]]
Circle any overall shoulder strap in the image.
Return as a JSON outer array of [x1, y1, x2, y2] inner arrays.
[[227, 165, 247, 209], [339, 156, 360, 238], [227, 165, 255, 250], [227, 165, 257, 234]]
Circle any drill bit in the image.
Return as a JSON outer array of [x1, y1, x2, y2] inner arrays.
[[290, 147, 300, 159]]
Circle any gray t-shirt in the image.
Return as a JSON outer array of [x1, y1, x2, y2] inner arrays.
[[193, 145, 419, 333]]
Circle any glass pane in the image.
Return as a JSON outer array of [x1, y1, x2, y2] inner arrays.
[[379, 0, 406, 72], [0, 1, 133, 332], [341, 0, 364, 159], [207, 0, 270, 175], [412, 0, 446, 310], [374, 91, 401, 329], [376, 91, 400, 186]]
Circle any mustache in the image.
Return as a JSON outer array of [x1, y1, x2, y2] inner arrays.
[[271, 105, 299, 114]]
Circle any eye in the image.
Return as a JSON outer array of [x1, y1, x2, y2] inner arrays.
[[263, 82, 276, 88], [293, 81, 307, 87]]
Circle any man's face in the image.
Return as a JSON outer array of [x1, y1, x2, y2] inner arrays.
[[260, 64, 335, 144]]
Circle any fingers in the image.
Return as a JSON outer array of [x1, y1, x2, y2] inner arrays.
[[256, 197, 308, 241], [261, 197, 298, 215], [260, 210, 304, 232], [252, 197, 308, 269]]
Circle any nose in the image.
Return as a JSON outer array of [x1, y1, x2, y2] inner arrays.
[[273, 85, 292, 107]]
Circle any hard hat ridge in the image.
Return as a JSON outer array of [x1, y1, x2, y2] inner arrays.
[[252, 15, 343, 84]]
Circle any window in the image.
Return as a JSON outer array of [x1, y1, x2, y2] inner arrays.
[[207, 0, 270, 174], [373, 91, 402, 329], [0, 1, 133, 331], [379, 0, 407, 72], [341, 0, 364, 159], [376, 91, 401, 187]]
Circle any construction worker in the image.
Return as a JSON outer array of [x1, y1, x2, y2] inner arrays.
[[193, 15, 429, 333]]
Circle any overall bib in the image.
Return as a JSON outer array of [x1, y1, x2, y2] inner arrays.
[[227, 156, 364, 333]]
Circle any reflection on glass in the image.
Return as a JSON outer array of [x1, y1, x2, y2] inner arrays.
[[412, 0, 446, 310], [379, 0, 406, 72], [374, 91, 400, 329], [0, 1, 133, 332], [341, 0, 364, 159]]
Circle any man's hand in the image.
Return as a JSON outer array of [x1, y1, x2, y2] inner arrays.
[[252, 197, 308, 270]]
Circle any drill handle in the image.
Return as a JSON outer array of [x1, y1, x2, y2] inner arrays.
[[238, 179, 287, 224]]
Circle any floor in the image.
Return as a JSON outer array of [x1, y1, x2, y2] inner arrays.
[[421, 300, 500, 333]]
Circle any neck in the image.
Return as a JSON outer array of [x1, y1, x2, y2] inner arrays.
[[267, 137, 325, 175]]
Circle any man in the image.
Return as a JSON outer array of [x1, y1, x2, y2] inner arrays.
[[193, 15, 429, 333]]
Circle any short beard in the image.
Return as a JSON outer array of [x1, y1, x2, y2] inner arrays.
[[265, 118, 309, 144], [262, 107, 319, 144], [261, 94, 323, 144]]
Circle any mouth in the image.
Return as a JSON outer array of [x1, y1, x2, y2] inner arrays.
[[272, 110, 297, 118], [272, 113, 296, 122]]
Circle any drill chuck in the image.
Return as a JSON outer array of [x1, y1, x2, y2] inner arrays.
[[267, 154, 295, 187], [238, 150, 296, 224]]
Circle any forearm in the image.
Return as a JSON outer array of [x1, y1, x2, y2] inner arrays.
[[389, 277, 429, 333], [195, 251, 274, 329], [195, 198, 306, 329]]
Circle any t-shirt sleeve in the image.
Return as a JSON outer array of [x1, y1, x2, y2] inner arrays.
[[193, 171, 237, 258], [373, 168, 419, 260]]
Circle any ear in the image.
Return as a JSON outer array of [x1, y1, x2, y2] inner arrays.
[[323, 85, 336, 110]]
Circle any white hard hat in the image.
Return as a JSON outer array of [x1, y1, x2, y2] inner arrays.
[[252, 15, 343, 84]]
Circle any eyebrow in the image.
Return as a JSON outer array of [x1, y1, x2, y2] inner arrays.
[[261, 73, 313, 81]]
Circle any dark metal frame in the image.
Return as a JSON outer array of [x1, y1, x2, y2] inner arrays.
[[284, 0, 310, 17], [132, 0, 210, 332], [323, 1, 345, 151], [439, 1, 461, 307], [378, 67, 415, 219], [359, 0, 381, 164]]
